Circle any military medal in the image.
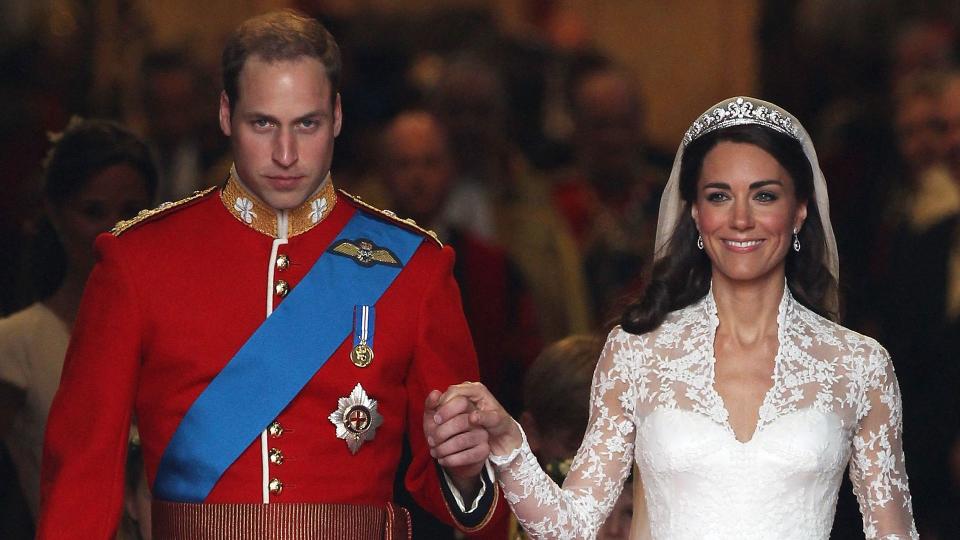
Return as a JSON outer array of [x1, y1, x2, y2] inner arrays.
[[351, 343, 373, 367], [328, 383, 383, 454], [350, 305, 375, 368]]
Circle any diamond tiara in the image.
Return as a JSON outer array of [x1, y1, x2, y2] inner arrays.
[[682, 97, 803, 147]]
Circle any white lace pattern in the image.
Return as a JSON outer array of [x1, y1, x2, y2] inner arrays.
[[493, 287, 917, 540]]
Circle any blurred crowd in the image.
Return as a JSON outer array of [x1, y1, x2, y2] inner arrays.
[[4, 1, 960, 539]]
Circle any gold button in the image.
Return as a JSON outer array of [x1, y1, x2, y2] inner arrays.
[[276, 254, 290, 271], [268, 421, 283, 438], [274, 280, 289, 297], [269, 478, 283, 495], [269, 448, 284, 465]]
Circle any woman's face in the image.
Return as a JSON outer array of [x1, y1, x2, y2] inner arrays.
[[691, 141, 806, 285], [51, 163, 151, 274]]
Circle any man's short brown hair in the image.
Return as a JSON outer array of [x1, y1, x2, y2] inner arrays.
[[221, 9, 341, 112]]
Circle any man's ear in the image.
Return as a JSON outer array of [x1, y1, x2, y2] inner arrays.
[[219, 91, 232, 136]]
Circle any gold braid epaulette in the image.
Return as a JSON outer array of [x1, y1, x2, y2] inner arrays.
[[111, 187, 218, 236], [337, 189, 442, 248]]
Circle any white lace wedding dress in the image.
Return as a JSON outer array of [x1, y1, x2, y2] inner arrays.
[[491, 287, 918, 539]]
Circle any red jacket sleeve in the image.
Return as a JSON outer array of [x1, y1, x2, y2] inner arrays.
[[404, 244, 499, 531], [38, 233, 141, 539]]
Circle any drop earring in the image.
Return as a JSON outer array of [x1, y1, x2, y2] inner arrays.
[[793, 229, 800, 252], [697, 235, 704, 250]]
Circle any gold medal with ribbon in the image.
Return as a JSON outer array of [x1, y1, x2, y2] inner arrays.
[[351, 305, 375, 368]]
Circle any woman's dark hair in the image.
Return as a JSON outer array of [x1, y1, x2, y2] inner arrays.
[[29, 119, 157, 299], [44, 119, 158, 205], [621, 124, 838, 335]]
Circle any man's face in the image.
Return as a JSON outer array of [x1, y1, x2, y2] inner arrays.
[[381, 112, 454, 225], [573, 71, 642, 183], [433, 68, 507, 172], [147, 68, 200, 143], [220, 55, 341, 210], [895, 93, 944, 173]]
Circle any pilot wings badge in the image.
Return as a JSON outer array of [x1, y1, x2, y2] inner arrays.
[[328, 238, 401, 267]]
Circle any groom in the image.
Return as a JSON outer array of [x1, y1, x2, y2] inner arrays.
[[38, 10, 497, 539]]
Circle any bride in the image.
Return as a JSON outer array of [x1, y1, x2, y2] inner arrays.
[[425, 97, 918, 539]]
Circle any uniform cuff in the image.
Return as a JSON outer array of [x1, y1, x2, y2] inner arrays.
[[440, 460, 494, 513], [437, 460, 498, 531]]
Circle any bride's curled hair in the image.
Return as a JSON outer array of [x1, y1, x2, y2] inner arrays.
[[621, 124, 838, 335]]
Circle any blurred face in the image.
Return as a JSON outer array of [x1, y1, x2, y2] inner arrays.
[[147, 68, 199, 143], [381, 113, 454, 225], [573, 72, 642, 183], [220, 55, 342, 210], [52, 164, 151, 274], [692, 142, 806, 286], [520, 411, 580, 465], [895, 93, 944, 173], [434, 69, 507, 170], [941, 79, 960, 179]]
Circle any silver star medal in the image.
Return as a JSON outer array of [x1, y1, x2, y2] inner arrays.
[[328, 383, 383, 454]]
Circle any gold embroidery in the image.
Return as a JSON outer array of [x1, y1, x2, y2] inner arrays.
[[337, 190, 442, 248], [112, 187, 217, 236], [220, 167, 337, 238]]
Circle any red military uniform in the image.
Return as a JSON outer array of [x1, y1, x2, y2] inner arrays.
[[38, 171, 497, 538]]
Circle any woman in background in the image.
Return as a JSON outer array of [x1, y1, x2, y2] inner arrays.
[[0, 118, 155, 524]]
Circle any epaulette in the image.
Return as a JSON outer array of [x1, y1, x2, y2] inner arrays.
[[337, 189, 442, 248], [112, 186, 218, 236]]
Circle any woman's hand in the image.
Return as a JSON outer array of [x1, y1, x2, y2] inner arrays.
[[425, 382, 522, 460]]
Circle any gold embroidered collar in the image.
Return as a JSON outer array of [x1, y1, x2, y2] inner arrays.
[[220, 167, 337, 238]]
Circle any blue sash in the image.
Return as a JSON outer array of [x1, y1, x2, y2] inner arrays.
[[153, 211, 423, 502]]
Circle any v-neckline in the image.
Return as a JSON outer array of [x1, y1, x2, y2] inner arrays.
[[702, 284, 790, 445]]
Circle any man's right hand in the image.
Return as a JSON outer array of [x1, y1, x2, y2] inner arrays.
[[429, 382, 522, 458]]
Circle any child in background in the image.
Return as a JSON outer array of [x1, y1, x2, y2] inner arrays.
[[515, 335, 649, 539]]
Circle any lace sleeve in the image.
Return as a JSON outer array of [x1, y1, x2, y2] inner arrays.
[[492, 329, 636, 539], [849, 344, 919, 540]]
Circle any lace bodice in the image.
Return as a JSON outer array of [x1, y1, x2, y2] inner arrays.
[[492, 288, 917, 540]]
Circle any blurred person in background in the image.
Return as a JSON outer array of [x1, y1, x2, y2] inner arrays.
[[933, 70, 960, 539], [118, 428, 151, 540], [141, 50, 228, 202], [378, 109, 540, 539], [430, 55, 592, 342], [379, 109, 541, 415], [890, 19, 957, 91], [552, 61, 668, 321], [0, 118, 156, 531], [871, 70, 958, 537], [874, 72, 955, 350]]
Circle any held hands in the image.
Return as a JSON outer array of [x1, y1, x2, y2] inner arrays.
[[423, 382, 522, 476]]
